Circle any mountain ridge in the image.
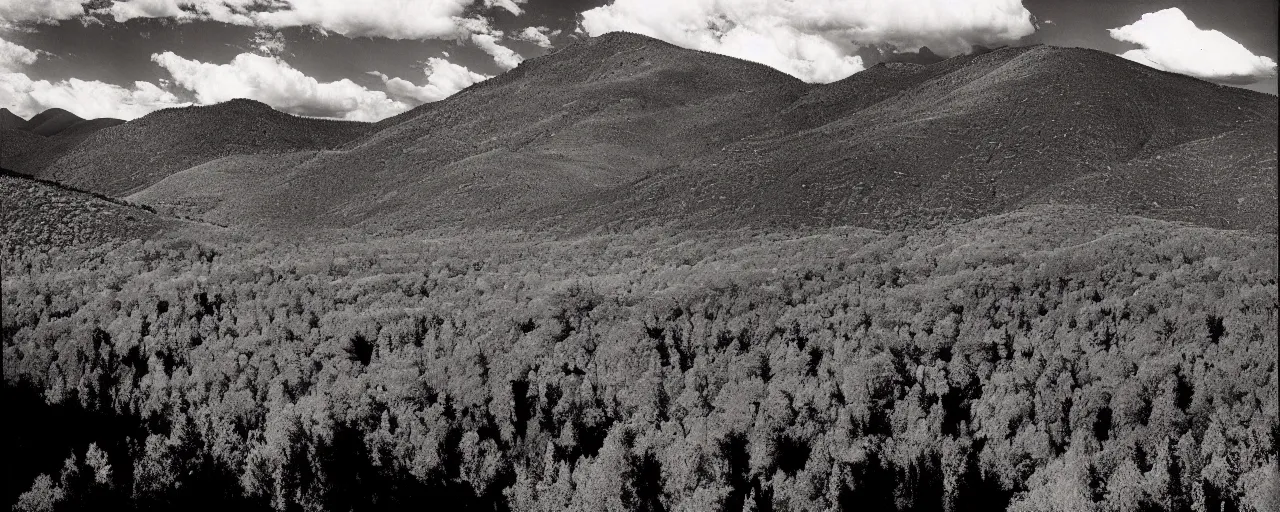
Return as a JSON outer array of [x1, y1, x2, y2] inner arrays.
[[7, 33, 1278, 234]]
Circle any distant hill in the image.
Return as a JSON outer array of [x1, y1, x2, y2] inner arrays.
[[1, 112, 124, 176], [23, 108, 85, 136], [19, 33, 1280, 233], [34, 99, 372, 196]]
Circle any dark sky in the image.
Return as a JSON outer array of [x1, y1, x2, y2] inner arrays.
[[1, 0, 1275, 121]]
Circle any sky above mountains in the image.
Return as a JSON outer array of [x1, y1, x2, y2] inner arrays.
[[1, 0, 1276, 121]]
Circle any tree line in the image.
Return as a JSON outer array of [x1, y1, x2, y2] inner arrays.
[[3, 210, 1276, 511]]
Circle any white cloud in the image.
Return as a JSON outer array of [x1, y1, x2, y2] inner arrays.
[[250, 29, 287, 57], [1109, 7, 1277, 85], [455, 16, 523, 70], [104, 0, 187, 22], [578, 0, 1036, 83], [1, 72, 189, 119], [470, 32, 522, 70], [249, 0, 474, 39], [484, 0, 526, 16], [372, 57, 489, 104], [2, 34, 185, 120], [1, 33, 474, 123], [151, 51, 408, 121], [0, 35, 39, 72], [514, 26, 554, 49], [84, 1, 529, 72], [4, 1, 530, 80], [0, 0, 85, 25]]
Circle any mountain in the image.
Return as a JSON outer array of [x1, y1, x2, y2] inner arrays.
[[29, 33, 1280, 233], [0, 108, 28, 130], [133, 32, 810, 228], [1, 114, 124, 176], [36, 99, 372, 195], [23, 108, 85, 136]]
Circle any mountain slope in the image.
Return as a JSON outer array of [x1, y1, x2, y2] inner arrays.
[[133, 32, 811, 229], [598, 44, 1277, 231], [0, 169, 172, 248], [1, 117, 125, 176], [37, 99, 372, 196], [0, 108, 27, 130], [63, 34, 1280, 233]]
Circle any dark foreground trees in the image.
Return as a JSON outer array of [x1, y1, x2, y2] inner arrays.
[[3, 208, 1277, 511]]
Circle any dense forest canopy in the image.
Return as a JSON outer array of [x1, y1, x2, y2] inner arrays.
[[3, 205, 1276, 511]]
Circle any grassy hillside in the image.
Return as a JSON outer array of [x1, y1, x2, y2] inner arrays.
[[3, 205, 1275, 511]]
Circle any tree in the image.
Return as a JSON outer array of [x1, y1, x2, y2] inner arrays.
[[13, 475, 65, 512]]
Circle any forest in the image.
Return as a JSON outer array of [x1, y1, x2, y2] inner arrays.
[[2, 206, 1277, 512]]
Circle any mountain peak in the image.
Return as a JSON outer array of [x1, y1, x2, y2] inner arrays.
[[585, 30, 666, 47], [210, 98, 277, 113]]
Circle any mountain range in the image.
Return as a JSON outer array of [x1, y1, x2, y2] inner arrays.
[[3, 32, 1276, 235]]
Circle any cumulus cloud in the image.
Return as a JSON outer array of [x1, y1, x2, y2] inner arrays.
[[0, 0, 85, 25], [1, 72, 189, 119], [2, 34, 187, 120], [104, 0, 187, 22], [151, 51, 408, 121], [1109, 7, 1277, 85], [578, 0, 1036, 83], [1, 33, 477, 123], [514, 26, 556, 49], [0, 35, 39, 72], [249, 0, 473, 39], [371, 57, 489, 104]]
